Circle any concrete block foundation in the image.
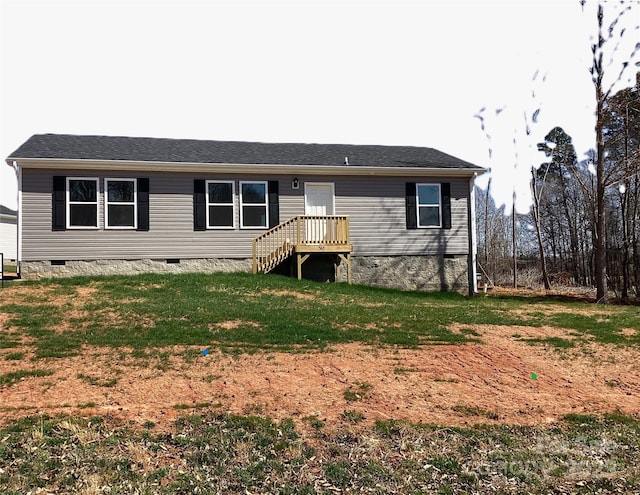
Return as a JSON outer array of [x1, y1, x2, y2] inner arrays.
[[20, 254, 470, 293]]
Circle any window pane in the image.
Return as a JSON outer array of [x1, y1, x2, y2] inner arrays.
[[69, 180, 97, 202], [208, 183, 233, 203], [417, 184, 439, 205], [108, 181, 134, 202], [242, 183, 266, 203], [209, 205, 233, 227], [419, 206, 440, 227], [108, 205, 135, 227], [243, 206, 266, 227], [69, 204, 97, 226]]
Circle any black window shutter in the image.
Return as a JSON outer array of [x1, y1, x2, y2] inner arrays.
[[441, 182, 452, 229], [137, 178, 149, 231], [268, 180, 279, 228], [405, 182, 417, 230], [52, 176, 66, 231], [193, 179, 206, 231]]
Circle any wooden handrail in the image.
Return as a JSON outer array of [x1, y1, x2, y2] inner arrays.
[[252, 215, 350, 273]]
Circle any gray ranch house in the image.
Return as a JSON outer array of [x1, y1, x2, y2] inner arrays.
[[5, 134, 484, 293]]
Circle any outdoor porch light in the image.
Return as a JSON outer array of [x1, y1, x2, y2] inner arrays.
[[292, 178, 299, 189]]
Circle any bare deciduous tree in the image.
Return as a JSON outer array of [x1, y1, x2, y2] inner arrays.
[[584, 0, 640, 302]]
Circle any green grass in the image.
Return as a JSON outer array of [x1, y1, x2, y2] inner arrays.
[[341, 409, 366, 423], [452, 404, 500, 420], [521, 336, 576, 348], [76, 373, 118, 388], [0, 273, 638, 492], [343, 382, 373, 402], [2, 263, 17, 273], [0, 369, 53, 386], [4, 351, 25, 361], [0, 338, 20, 350], [394, 366, 419, 374], [0, 272, 638, 359], [0, 412, 638, 494]]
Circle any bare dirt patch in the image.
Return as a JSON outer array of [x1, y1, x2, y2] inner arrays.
[[209, 320, 262, 331], [489, 286, 598, 302], [620, 327, 638, 337], [261, 289, 317, 301], [1, 329, 639, 431], [4, 283, 99, 309], [508, 306, 614, 320]]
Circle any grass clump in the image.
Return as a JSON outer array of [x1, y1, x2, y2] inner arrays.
[[393, 366, 418, 374], [304, 414, 325, 430], [4, 351, 25, 361], [0, 369, 53, 386], [521, 336, 576, 348], [341, 410, 366, 423], [0, 335, 20, 349], [452, 404, 499, 420], [76, 373, 118, 388], [343, 382, 373, 402]]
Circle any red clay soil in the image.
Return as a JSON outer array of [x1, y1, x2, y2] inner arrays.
[[1, 319, 639, 431]]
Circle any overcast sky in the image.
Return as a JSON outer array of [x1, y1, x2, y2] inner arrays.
[[1, 0, 639, 212]]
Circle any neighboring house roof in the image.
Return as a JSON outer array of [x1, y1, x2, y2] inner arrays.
[[0, 205, 17, 217], [7, 134, 483, 173]]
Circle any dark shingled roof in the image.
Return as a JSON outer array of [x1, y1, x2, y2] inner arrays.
[[8, 134, 483, 170], [0, 206, 16, 216]]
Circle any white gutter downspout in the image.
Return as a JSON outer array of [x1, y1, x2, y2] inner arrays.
[[4, 159, 21, 276], [11, 161, 21, 277]]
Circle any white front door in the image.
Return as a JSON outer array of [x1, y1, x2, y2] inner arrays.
[[304, 183, 335, 242]]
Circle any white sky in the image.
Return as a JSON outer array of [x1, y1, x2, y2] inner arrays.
[[1, 0, 639, 213]]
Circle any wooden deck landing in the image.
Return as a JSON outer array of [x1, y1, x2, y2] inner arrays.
[[252, 216, 352, 283]]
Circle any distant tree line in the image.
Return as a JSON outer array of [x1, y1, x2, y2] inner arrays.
[[477, 76, 640, 300]]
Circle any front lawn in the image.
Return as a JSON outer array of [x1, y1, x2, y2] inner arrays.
[[0, 272, 638, 358], [1, 273, 640, 494]]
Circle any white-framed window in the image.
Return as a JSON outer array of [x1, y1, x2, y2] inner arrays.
[[105, 178, 137, 229], [417, 183, 442, 228], [67, 177, 99, 229], [206, 180, 235, 229], [240, 181, 268, 228]]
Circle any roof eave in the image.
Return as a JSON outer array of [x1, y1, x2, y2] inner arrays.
[[7, 157, 483, 177]]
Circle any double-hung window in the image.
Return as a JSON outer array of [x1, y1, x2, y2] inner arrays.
[[207, 180, 234, 228], [67, 178, 99, 228], [105, 178, 137, 229], [240, 181, 268, 228], [417, 183, 442, 228]]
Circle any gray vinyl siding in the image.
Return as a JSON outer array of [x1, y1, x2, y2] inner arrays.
[[333, 176, 469, 256], [21, 168, 470, 261]]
